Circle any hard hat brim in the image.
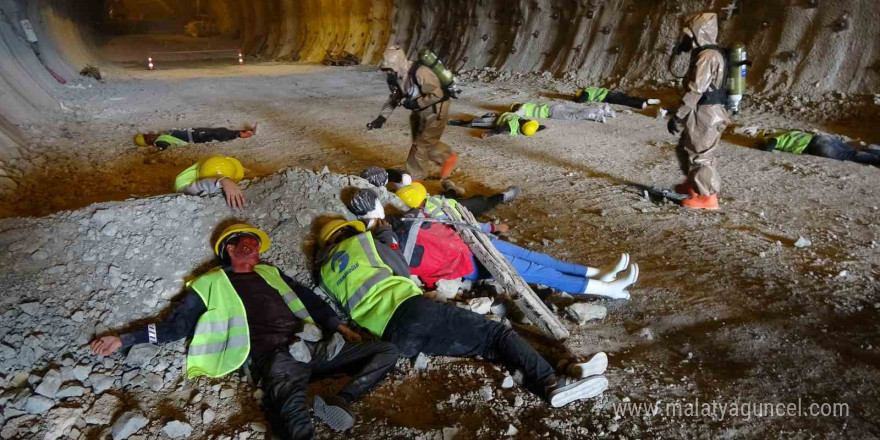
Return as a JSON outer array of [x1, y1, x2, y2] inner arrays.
[[214, 225, 271, 255], [320, 220, 366, 245]]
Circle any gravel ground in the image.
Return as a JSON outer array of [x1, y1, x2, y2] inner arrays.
[[0, 62, 878, 439]]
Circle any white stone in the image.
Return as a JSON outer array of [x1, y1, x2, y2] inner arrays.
[[202, 408, 216, 425], [43, 407, 85, 440], [501, 376, 515, 389], [111, 411, 148, 440], [86, 394, 120, 425], [414, 353, 430, 370], [479, 385, 494, 401], [25, 395, 55, 414], [565, 303, 607, 324], [505, 424, 519, 436], [35, 369, 62, 398], [162, 421, 193, 439], [794, 237, 811, 248], [468, 297, 493, 315]]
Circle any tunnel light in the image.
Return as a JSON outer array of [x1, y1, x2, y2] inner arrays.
[[147, 57, 154, 70], [238, 50, 244, 65]]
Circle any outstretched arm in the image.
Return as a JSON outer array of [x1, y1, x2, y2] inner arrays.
[[90, 290, 206, 356]]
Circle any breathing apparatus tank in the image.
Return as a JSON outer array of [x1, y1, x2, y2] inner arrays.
[[418, 49, 460, 98], [726, 43, 747, 115]]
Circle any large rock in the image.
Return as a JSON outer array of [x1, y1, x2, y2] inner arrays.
[[565, 303, 607, 324], [24, 395, 54, 414], [110, 411, 148, 440], [162, 421, 193, 439], [43, 407, 85, 440], [86, 394, 120, 425], [89, 373, 115, 394], [34, 369, 62, 398], [124, 344, 160, 368]]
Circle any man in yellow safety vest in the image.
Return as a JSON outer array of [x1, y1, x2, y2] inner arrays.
[[89, 223, 397, 438], [317, 218, 610, 409]]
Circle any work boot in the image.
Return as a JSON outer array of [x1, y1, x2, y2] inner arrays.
[[681, 194, 719, 210], [545, 375, 609, 408], [239, 131, 254, 139], [501, 186, 521, 203], [439, 153, 458, 179], [566, 352, 608, 378], [442, 179, 466, 197], [313, 395, 355, 431]]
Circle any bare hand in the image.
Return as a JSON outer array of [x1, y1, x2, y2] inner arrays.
[[494, 223, 510, 233], [221, 179, 246, 210], [337, 324, 362, 343], [376, 219, 390, 227], [90, 335, 122, 356]]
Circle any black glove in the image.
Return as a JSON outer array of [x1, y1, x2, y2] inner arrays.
[[402, 99, 419, 110], [367, 116, 387, 130], [667, 117, 681, 135]]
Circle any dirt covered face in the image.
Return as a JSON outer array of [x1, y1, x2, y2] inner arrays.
[[225, 235, 261, 267]]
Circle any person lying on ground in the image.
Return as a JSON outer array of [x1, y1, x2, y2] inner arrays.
[[134, 124, 256, 150], [573, 86, 661, 109], [510, 102, 616, 123], [448, 112, 547, 138], [174, 155, 246, 209], [758, 130, 880, 166], [359, 166, 520, 219], [390, 196, 638, 298], [316, 218, 610, 408], [89, 223, 396, 438]]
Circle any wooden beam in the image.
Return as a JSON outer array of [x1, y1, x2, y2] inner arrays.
[[441, 203, 570, 340]]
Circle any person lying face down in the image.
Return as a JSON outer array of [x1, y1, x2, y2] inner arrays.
[[758, 130, 880, 166], [316, 217, 612, 409], [90, 223, 397, 438]]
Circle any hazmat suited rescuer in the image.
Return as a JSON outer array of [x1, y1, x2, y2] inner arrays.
[[667, 12, 730, 210], [316, 218, 611, 409], [366, 46, 459, 180], [88, 223, 399, 438]]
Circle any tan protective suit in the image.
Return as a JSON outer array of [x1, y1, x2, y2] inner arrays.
[[379, 47, 453, 179], [674, 13, 729, 196]]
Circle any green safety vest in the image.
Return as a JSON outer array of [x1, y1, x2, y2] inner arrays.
[[156, 134, 188, 147], [424, 195, 460, 219], [174, 162, 199, 192], [771, 131, 814, 154], [319, 232, 421, 338], [581, 87, 609, 102], [186, 265, 314, 379], [496, 112, 520, 136], [518, 103, 550, 119]]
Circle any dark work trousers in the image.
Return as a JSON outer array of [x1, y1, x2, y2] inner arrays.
[[382, 296, 555, 392], [603, 91, 646, 109], [441, 190, 504, 217], [251, 341, 399, 440], [806, 136, 880, 165], [168, 128, 241, 144]]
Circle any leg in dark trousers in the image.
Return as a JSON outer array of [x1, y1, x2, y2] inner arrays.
[[382, 296, 556, 389], [309, 341, 399, 404], [806, 136, 880, 166], [452, 193, 505, 217], [252, 342, 398, 440], [603, 91, 647, 109], [191, 127, 241, 143]]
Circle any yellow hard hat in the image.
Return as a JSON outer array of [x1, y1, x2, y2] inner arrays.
[[198, 155, 244, 182], [214, 223, 271, 255], [574, 89, 583, 97], [522, 120, 540, 137], [319, 219, 366, 246], [396, 182, 427, 208], [134, 134, 147, 146]]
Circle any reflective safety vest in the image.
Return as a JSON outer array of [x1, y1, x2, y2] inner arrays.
[[424, 195, 460, 219], [519, 103, 550, 119], [186, 265, 314, 378], [771, 131, 814, 155], [156, 134, 188, 147], [319, 232, 421, 338], [581, 87, 609, 103], [174, 162, 199, 192], [496, 112, 520, 136]]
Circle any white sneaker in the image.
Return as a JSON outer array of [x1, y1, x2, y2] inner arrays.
[[547, 375, 609, 408], [566, 352, 608, 378], [647, 98, 661, 105]]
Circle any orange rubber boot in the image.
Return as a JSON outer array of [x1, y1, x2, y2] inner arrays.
[[674, 180, 696, 196], [239, 131, 254, 139], [439, 153, 458, 179], [681, 194, 719, 209]]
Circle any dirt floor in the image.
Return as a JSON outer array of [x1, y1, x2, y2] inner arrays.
[[2, 60, 879, 439]]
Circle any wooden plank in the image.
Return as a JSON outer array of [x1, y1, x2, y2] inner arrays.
[[440, 203, 570, 340]]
